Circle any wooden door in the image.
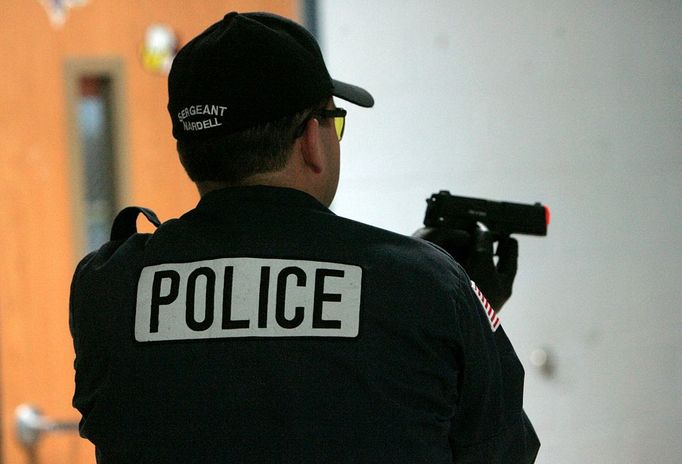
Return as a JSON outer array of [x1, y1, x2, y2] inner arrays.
[[0, 1, 298, 462]]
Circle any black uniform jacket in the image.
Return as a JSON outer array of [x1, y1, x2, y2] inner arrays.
[[70, 186, 540, 463]]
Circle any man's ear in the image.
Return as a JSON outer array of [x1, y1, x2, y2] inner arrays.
[[299, 118, 324, 174]]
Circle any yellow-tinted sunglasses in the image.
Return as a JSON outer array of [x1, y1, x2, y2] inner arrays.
[[314, 107, 347, 141], [295, 107, 347, 141]]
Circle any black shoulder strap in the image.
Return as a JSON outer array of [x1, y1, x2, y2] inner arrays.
[[110, 206, 161, 241]]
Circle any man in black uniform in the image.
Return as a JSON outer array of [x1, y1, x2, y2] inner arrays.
[[70, 11, 539, 463]]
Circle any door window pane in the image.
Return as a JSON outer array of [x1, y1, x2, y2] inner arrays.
[[77, 76, 117, 253]]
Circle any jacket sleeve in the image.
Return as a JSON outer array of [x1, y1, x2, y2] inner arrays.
[[448, 277, 540, 463], [69, 247, 115, 429]]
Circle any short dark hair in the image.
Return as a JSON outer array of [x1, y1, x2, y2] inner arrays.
[[177, 104, 317, 184]]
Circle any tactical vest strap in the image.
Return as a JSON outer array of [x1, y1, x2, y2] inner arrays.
[[110, 206, 161, 241]]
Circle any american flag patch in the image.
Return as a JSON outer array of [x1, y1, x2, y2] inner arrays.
[[470, 281, 500, 332]]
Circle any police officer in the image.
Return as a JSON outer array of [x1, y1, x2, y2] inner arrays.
[[70, 11, 539, 463]]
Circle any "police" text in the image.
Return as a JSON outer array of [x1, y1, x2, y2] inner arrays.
[[135, 258, 362, 341]]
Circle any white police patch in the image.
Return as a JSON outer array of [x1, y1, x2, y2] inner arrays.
[[135, 258, 362, 342]]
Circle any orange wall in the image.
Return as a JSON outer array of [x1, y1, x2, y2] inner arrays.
[[0, 1, 298, 462]]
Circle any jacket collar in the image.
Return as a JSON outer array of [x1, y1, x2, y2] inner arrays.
[[194, 185, 332, 215]]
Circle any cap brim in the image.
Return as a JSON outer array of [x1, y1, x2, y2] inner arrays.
[[332, 79, 374, 108]]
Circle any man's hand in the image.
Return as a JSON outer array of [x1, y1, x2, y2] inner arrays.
[[464, 223, 518, 312], [414, 223, 519, 311]]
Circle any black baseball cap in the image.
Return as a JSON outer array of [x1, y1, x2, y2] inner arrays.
[[168, 12, 374, 141]]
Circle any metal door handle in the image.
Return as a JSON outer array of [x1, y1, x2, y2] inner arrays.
[[14, 404, 79, 448]]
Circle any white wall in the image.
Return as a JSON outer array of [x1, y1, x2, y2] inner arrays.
[[319, 1, 682, 463]]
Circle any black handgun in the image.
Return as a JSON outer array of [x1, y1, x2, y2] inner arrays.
[[414, 191, 550, 260], [414, 191, 550, 310], [423, 190, 549, 236]]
